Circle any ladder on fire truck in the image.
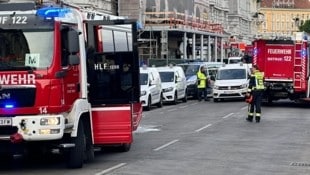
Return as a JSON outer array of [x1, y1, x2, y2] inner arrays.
[[293, 42, 303, 90]]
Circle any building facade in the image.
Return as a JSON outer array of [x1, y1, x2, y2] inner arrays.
[[258, 0, 310, 38]]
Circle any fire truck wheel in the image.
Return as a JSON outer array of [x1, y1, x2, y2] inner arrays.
[[66, 121, 86, 169], [118, 143, 131, 152]]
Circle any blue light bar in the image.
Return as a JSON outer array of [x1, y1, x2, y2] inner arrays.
[[5, 104, 14, 109], [36, 7, 71, 18]]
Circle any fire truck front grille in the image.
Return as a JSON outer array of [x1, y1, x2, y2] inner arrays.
[[0, 87, 36, 108], [0, 126, 18, 135]]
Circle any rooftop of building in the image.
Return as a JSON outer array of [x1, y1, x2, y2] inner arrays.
[[261, 0, 310, 9]]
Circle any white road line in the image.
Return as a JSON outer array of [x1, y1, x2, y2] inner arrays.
[[153, 139, 179, 151], [167, 108, 177, 112], [241, 106, 249, 110], [95, 163, 127, 175], [223, 113, 234, 119], [195, 124, 212, 132], [179, 105, 188, 109]]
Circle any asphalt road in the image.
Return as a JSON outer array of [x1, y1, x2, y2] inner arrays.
[[2, 99, 310, 175]]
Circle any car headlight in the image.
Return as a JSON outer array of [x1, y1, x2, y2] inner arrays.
[[241, 84, 248, 88], [163, 87, 174, 92], [187, 80, 196, 86], [140, 90, 147, 96], [213, 85, 219, 90]]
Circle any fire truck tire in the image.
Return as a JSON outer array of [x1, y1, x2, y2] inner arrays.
[[66, 121, 86, 169], [118, 143, 131, 152]]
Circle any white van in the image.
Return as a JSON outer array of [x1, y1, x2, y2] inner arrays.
[[140, 66, 163, 110], [157, 66, 187, 104], [228, 56, 242, 64], [213, 63, 250, 102]]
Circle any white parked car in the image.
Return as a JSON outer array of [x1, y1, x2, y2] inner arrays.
[[213, 63, 250, 102], [157, 66, 187, 104], [140, 66, 163, 110]]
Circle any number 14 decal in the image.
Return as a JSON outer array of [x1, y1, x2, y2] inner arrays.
[[39, 106, 47, 114]]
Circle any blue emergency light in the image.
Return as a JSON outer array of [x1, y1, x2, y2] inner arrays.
[[36, 7, 71, 18], [4, 104, 14, 109], [301, 48, 307, 58]]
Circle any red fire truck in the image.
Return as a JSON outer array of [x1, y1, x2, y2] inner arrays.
[[253, 37, 310, 103], [0, 0, 142, 168]]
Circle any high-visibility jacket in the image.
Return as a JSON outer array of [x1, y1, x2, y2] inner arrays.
[[197, 70, 207, 89], [248, 70, 264, 92]]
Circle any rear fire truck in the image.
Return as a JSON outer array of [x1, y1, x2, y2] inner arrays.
[[253, 36, 310, 103], [0, 0, 142, 168]]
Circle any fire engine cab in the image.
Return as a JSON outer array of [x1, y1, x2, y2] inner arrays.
[[253, 34, 310, 103], [0, 0, 142, 168]]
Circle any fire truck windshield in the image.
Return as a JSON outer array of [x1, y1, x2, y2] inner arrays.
[[0, 29, 54, 71]]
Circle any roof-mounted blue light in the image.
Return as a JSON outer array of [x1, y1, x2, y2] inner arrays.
[[36, 7, 71, 18], [5, 104, 14, 109]]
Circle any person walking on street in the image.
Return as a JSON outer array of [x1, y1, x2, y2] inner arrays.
[[246, 65, 265, 123], [197, 66, 208, 101]]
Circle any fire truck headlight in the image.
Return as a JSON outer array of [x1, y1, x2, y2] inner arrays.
[[40, 117, 60, 126], [39, 129, 60, 135]]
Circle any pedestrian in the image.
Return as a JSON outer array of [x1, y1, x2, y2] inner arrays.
[[197, 66, 208, 101], [246, 65, 265, 123]]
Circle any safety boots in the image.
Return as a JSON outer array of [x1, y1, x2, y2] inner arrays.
[[246, 116, 253, 122]]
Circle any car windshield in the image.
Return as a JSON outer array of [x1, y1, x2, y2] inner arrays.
[[184, 65, 200, 76], [140, 73, 148, 85], [217, 69, 246, 80], [0, 29, 54, 71], [159, 72, 175, 82]]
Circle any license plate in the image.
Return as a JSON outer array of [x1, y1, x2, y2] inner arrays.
[[0, 118, 12, 126], [224, 91, 236, 94]]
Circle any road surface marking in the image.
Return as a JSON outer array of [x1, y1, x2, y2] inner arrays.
[[195, 124, 212, 132], [223, 113, 234, 119], [167, 108, 177, 112], [179, 105, 188, 109], [153, 139, 179, 151], [241, 106, 248, 110], [95, 163, 127, 175]]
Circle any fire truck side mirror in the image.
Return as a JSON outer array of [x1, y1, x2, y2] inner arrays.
[[67, 30, 80, 54], [68, 55, 80, 65]]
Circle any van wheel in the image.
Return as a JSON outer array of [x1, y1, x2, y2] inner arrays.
[[173, 92, 178, 105], [145, 96, 151, 111], [66, 120, 86, 169], [157, 93, 163, 108], [182, 91, 187, 102]]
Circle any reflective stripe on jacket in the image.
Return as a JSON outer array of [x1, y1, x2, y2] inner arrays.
[[197, 70, 207, 88]]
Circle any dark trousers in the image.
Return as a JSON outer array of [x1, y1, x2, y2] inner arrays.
[[249, 90, 263, 116], [197, 87, 208, 101]]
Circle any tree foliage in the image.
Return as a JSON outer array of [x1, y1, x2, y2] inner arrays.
[[299, 20, 310, 33]]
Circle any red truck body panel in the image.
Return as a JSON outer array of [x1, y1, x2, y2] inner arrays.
[[92, 103, 142, 145], [253, 39, 310, 101]]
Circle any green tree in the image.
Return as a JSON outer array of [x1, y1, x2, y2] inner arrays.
[[299, 20, 310, 33]]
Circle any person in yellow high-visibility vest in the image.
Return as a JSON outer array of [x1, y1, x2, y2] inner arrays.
[[246, 65, 265, 123], [196, 66, 208, 101]]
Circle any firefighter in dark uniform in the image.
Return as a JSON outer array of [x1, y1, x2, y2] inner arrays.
[[246, 65, 265, 123]]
